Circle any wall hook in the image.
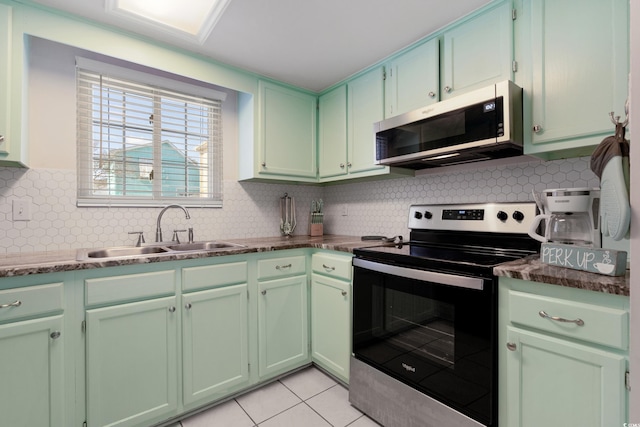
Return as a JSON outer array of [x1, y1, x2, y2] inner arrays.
[[609, 98, 629, 127]]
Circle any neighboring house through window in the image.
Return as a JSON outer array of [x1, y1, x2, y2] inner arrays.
[[76, 57, 226, 207]]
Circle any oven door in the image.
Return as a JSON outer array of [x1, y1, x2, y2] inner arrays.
[[352, 258, 497, 427]]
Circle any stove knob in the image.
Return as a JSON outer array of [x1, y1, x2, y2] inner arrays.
[[512, 211, 525, 222], [497, 211, 508, 222], [414, 211, 423, 219], [424, 211, 433, 219]]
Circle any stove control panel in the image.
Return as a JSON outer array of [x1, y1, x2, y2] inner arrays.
[[408, 202, 538, 234]]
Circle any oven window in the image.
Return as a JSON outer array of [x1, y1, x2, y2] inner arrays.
[[352, 266, 495, 425]]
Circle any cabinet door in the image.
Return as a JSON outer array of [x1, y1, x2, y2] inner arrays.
[[0, 315, 64, 427], [258, 275, 309, 378], [0, 4, 11, 154], [311, 274, 350, 383], [182, 284, 249, 407], [347, 67, 385, 175], [385, 38, 439, 117], [526, 0, 628, 154], [86, 296, 178, 427], [259, 81, 317, 179], [318, 85, 348, 179], [505, 326, 626, 427], [441, 1, 513, 99]]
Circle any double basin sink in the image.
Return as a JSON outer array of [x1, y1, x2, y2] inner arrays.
[[77, 241, 247, 261]]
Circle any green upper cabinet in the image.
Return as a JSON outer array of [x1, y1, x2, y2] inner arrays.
[[384, 38, 439, 117], [257, 80, 317, 181], [0, 4, 13, 162], [318, 85, 348, 180], [520, 0, 629, 159], [347, 67, 386, 176], [441, 1, 514, 100]]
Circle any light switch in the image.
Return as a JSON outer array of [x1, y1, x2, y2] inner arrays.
[[12, 199, 31, 221]]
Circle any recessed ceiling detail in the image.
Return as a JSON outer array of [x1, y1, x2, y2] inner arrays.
[[105, 0, 232, 44]]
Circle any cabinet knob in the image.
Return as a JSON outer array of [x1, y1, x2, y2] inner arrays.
[[185, 303, 192, 310], [532, 125, 543, 133], [261, 290, 267, 295], [341, 291, 347, 297], [0, 135, 4, 143], [428, 91, 436, 98], [50, 331, 61, 340], [261, 162, 266, 168], [168, 306, 176, 313], [506, 342, 517, 351], [444, 86, 452, 93], [340, 163, 345, 169], [347, 162, 352, 168]]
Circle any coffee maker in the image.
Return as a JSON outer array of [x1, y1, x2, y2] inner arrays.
[[528, 188, 601, 247]]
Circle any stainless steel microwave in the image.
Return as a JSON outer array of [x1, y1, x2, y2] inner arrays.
[[374, 80, 523, 169]]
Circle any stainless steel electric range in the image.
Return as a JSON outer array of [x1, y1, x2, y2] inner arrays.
[[349, 202, 540, 427]]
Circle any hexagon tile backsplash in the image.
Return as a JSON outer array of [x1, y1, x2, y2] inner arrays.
[[0, 157, 598, 254]]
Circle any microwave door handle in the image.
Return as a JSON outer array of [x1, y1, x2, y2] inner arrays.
[[353, 258, 484, 291]]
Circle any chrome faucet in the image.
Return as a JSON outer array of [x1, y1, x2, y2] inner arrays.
[[155, 204, 191, 242]]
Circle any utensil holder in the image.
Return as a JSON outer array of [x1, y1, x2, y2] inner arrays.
[[280, 193, 296, 237]]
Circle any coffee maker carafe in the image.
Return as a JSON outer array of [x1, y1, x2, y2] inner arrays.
[[528, 188, 601, 247]]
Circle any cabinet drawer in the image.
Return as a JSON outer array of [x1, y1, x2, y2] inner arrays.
[[312, 253, 352, 281], [0, 282, 64, 323], [508, 290, 628, 349], [85, 270, 175, 306], [257, 256, 306, 280], [182, 261, 247, 292]]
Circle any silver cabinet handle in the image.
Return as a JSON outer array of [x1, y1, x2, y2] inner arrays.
[[506, 342, 517, 351], [347, 162, 352, 168], [275, 264, 291, 270], [533, 125, 543, 133], [0, 300, 22, 309], [185, 303, 192, 310], [340, 163, 345, 168], [323, 264, 335, 272], [261, 162, 266, 168], [428, 91, 436, 98], [168, 306, 176, 313], [50, 331, 61, 340], [444, 86, 452, 93], [261, 290, 267, 295], [539, 310, 584, 326], [341, 290, 347, 297]]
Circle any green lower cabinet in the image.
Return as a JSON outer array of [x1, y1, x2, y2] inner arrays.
[[311, 273, 350, 383], [505, 326, 626, 427], [86, 296, 178, 427], [0, 315, 65, 426], [258, 275, 309, 379], [182, 284, 249, 407]]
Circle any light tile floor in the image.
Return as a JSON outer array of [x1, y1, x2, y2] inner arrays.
[[179, 366, 380, 427]]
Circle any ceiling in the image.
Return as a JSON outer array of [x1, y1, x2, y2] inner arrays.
[[24, 0, 491, 92]]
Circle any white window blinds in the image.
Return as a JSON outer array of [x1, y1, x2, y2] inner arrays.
[[76, 57, 225, 207]]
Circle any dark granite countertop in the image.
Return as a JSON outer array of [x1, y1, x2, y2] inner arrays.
[[494, 254, 630, 296], [0, 235, 376, 278]]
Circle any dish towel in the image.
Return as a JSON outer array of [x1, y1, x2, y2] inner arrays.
[[590, 122, 630, 240]]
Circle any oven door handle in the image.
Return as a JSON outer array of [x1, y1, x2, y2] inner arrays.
[[353, 258, 485, 290]]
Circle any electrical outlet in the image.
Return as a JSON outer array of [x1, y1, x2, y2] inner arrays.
[[341, 205, 348, 216], [12, 199, 31, 221]]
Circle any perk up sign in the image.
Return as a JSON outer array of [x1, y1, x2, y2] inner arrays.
[[540, 243, 626, 276]]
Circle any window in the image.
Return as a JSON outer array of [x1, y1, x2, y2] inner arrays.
[[76, 57, 226, 207]]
